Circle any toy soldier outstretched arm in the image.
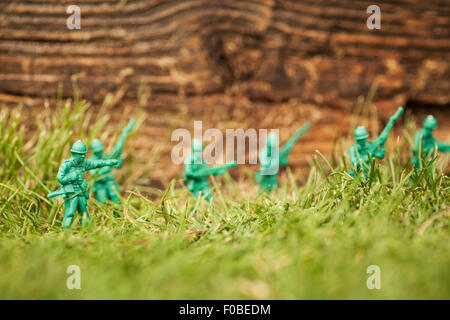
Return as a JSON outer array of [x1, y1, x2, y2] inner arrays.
[[184, 162, 237, 179], [110, 154, 123, 169], [279, 122, 310, 167], [437, 141, 450, 152], [369, 107, 404, 156], [86, 159, 119, 170], [109, 119, 136, 161], [56, 159, 118, 185], [50, 160, 115, 199]]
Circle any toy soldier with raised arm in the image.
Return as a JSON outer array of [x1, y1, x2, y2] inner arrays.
[[255, 123, 310, 192], [184, 139, 236, 200], [411, 115, 450, 168], [47, 140, 119, 228], [349, 107, 404, 177], [89, 119, 135, 203]]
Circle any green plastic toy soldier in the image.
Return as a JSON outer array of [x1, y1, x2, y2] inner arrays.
[[255, 123, 310, 192], [184, 139, 236, 200], [349, 107, 404, 177], [411, 115, 450, 168], [48, 140, 119, 228], [89, 120, 136, 203]]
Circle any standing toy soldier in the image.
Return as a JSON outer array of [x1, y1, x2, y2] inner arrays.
[[47, 140, 119, 228], [349, 107, 404, 177], [89, 119, 136, 203], [411, 115, 450, 168], [184, 139, 236, 200], [255, 123, 310, 192]]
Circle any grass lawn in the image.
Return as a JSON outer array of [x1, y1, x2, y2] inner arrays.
[[0, 99, 449, 299]]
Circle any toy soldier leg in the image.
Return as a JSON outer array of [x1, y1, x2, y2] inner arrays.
[[106, 182, 121, 203], [108, 190, 120, 203], [105, 182, 121, 216], [77, 195, 90, 226], [62, 196, 79, 229], [194, 187, 211, 201], [351, 163, 369, 179], [412, 155, 420, 168], [202, 187, 212, 201], [260, 183, 275, 193], [95, 187, 109, 204], [259, 175, 278, 193], [412, 153, 434, 169]]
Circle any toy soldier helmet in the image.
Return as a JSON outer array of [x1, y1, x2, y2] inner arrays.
[[191, 139, 204, 151], [267, 133, 279, 147], [70, 140, 87, 154], [423, 115, 437, 130], [90, 138, 104, 153], [354, 126, 370, 140]]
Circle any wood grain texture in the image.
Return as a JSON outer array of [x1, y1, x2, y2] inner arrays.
[[1, 0, 448, 105], [0, 0, 449, 181]]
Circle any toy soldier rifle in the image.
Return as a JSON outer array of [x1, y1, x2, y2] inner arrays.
[[183, 162, 237, 179], [279, 122, 310, 166], [90, 119, 136, 182], [440, 144, 450, 152], [48, 162, 87, 200], [48, 188, 68, 199], [107, 119, 136, 161], [368, 107, 404, 157], [48, 186, 87, 200]]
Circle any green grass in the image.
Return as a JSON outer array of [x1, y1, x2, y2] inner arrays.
[[0, 96, 449, 299]]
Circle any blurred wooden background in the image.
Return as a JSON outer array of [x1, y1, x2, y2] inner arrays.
[[0, 0, 449, 185]]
